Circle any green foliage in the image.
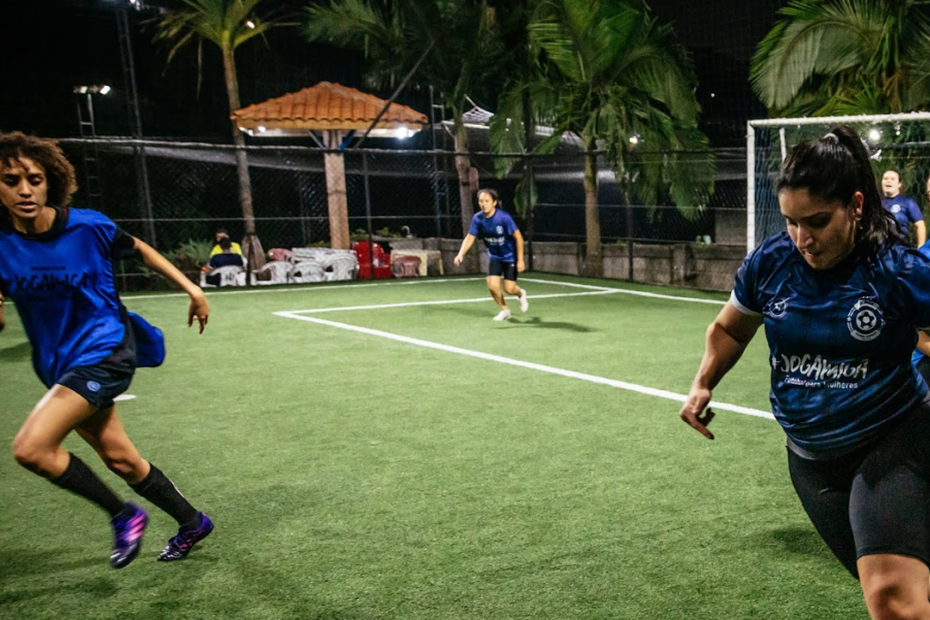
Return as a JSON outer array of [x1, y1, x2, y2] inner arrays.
[[301, 0, 504, 112], [301, 0, 506, 231], [171, 238, 213, 273], [150, 0, 293, 65], [750, 0, 930, 116], [349, 227, 403, 240], [490, 0, 714, 227]]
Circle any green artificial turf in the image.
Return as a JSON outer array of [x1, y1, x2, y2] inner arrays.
[[0, 275, 864, 619]]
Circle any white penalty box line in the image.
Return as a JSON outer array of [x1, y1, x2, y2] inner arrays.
[[274, 279, 772, 420], [279, 277, 727, 314]]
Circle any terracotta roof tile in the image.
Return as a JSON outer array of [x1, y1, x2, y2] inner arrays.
[[231, 82, 427, 132]]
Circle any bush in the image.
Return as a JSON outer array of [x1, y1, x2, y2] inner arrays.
[[172, 239, 213, 273]]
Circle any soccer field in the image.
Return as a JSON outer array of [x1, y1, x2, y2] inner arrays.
[[0, 275, 865, 619]]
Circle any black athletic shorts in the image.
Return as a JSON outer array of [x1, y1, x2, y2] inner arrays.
[[488, 257, 517, 281], [787, 402, 930, 578], [57, 314, 137, 410]]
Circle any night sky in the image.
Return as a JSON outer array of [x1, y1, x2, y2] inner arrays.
[[0, 0, 784, 147]]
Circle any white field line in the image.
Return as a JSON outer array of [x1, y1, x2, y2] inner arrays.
[[118, 275, 728, 307], [119, 277, 486, 302], [522, 277, 727, 305], [287, 289, 620, 314], [274, 310, 774, 421]]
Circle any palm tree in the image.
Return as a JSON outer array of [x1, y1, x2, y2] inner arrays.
[[151, 0, 293, 267], [495, 0, 713, 277], [301, 0, 505, 236], [751, 0, 930, 116]]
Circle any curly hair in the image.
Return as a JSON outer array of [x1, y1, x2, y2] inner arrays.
[[0, 131, 78, 207]]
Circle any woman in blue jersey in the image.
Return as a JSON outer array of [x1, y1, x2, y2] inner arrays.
[[0, 132, 213, 569], [453, 188, 529, 321], [680, 126, 930, 620]]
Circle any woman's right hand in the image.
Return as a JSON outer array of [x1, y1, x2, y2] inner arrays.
[[453, 254, 463, 266], [679, 386, 716, 440], [188, 290, 210, 334]]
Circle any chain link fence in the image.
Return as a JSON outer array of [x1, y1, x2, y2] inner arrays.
[[58, 137, 746, 292]]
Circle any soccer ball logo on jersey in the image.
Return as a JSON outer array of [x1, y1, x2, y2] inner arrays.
[[847, 299, 884, 341], [496, 226, 503, 234]]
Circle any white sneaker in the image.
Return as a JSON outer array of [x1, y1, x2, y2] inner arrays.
[[519, 289, 529, 313], [493, 309, 512, 321]]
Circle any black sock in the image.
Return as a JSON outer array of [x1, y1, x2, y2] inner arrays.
[[130, 464, 198, 526], [51, 453, 125, 517]]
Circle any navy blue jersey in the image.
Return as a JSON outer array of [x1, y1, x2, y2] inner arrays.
[[467, 208, 519, 262], [0, 206, 135, 387], [881, 194, 923, 239], [208, 253, 244, 269], [732, 231, 930, 455]]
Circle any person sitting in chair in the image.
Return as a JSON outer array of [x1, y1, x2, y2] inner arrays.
[[209, 228, 242, 257], [203, 237, 244, 286]]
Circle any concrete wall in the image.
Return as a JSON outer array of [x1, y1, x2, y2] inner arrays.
[[404, 238, 744, 292]]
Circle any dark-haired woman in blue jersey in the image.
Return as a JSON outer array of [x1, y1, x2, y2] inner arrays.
[[680, 126, 930, 620], [0, 132, 213, 569], [453, 188, 529, 321]]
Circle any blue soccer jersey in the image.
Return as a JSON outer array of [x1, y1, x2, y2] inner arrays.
[[0, 206, 135, 387], [732, 231, 930, 455], [913, 240, 930, 367], [881, 194, 923, 239], [468, 208, 519, 262]]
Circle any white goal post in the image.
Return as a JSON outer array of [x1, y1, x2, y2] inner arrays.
[[747, 112, 930, 253]]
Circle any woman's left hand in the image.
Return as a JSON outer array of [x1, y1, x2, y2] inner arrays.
[[188, 291, 210, 333], [517, 258, 526, 273]]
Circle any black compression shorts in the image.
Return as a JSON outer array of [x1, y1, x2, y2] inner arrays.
[[787, 402, 930, 578]]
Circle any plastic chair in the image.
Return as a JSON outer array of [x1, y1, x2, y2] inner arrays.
[[291, 260, 327, 283], [200, 265, 246, 288], [267, 248, 292, 263], [352, 241, 392, 280], [252, 260, 293, 285], [392, 256, 422, 278], [326, 254, 359, 281]]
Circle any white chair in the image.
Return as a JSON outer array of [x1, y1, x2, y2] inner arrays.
[[291, 260, 327, 283], [200, 265, 246, 288], [252, 260, 293, 286], [324, 253, 359, 281]]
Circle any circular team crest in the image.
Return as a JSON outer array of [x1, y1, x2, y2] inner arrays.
[[765, 298, 788, 318], [847, 299, 884, 341], [496, 226, 504, 234], [891, 203, 902, 214]]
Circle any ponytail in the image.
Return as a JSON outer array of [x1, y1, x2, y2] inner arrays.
[[778, 125, 899, 252]]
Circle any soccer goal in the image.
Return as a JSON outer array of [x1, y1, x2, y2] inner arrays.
[[747, 112, 930, 252]]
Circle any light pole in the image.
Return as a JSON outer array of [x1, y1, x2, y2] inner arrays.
[[114, 0, 157, 247], [73, 84, 111, 204]]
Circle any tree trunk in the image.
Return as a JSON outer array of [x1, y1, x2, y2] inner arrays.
[[453, 110, 475, 236], [582, 143, 602, 278], [222, 38, 263, 269], [323, 130, 351, 250]]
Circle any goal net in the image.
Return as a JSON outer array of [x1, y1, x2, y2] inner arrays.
[[747, 112, 930, 252]]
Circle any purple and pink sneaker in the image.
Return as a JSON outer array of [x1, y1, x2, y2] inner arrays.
[[110, 502, 148, 569], [158, 512, 214, 562]]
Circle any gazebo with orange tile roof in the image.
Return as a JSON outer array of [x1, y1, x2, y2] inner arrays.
[[232, 82, 428, 251]]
